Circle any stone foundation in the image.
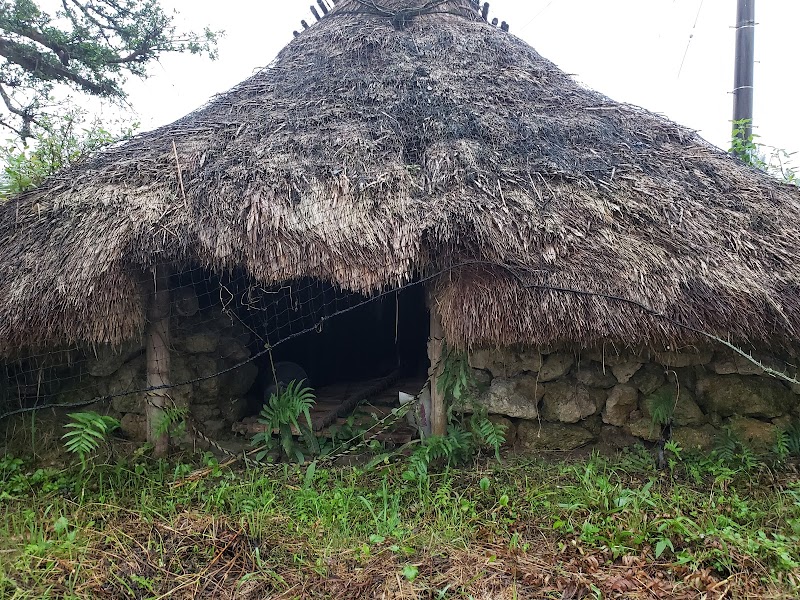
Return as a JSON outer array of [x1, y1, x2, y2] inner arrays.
[[9, 287, 799, 457], [54, 290, 259, 442], [468, 345, 800, 452]]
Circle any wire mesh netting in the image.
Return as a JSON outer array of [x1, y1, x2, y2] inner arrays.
[[0, 264, 441, 437]]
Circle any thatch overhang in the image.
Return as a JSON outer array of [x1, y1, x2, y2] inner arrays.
[[1, 0, 799, 355]]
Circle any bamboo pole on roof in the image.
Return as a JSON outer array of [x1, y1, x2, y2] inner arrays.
[[146, 264, 171, 457]]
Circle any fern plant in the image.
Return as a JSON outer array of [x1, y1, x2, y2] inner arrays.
[[251, 380, 318, 463], [714, 427, 758, 472], [403, 405, 507, 480], [773, 421, 800, 461], [62, 412, 120, 467], [646, 387, 675, 429], [404, 425, 474, 481], [402, 346, 508, 480], [437, 347, 472, 407], [786, 421, 800, 456], [773, 429, 791, 463], [470, 410, 507, 460], [156, 405, 188, 437]]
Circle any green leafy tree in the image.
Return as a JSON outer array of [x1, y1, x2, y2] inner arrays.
[[0, 0, 219, 138], [0, 107, 136, 199]]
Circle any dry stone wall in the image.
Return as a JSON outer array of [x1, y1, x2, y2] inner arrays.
[[468, 345, 800, 453], [55, 290, 258, 442]]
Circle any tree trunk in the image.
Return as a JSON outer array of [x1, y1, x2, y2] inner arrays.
[[427, 297, 447, 437], [146, 264, 171, 457]]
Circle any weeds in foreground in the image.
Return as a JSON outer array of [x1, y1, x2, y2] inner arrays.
[[1, 445, 799, 599]]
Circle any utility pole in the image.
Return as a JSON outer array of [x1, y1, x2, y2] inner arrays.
[[732, 0, 755, 147]]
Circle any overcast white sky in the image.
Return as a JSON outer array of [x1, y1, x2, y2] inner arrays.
[[118, 1, 799, 157]]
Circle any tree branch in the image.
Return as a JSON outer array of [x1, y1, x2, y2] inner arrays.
[[0, 115, 25, 137], [0, 38, 119, 96], [2, 22, 73, 65], [0, 81, 39, 139]]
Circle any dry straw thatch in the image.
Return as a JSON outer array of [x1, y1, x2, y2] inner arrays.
[[1, 0, 799, 354]]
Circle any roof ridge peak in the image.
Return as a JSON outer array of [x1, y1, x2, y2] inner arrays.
[[293, 0, 508, 37]]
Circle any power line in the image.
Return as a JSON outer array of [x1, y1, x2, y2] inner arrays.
[[519, 0, 560, 33], [677, 0, 705, 78]]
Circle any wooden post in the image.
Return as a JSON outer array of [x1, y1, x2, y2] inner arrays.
[[146, 264, 171, 457], [427, 297, 447, 437]]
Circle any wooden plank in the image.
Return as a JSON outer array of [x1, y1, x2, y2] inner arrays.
[[146, 264, 171, 457], [311, 370, 400, 431], [427, 298, 447, 436]]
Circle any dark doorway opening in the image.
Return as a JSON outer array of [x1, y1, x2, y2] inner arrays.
[[271, 284, 429, 388], [238, 280, 430, 421]]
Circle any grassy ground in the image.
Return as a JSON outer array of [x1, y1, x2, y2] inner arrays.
[[1, 445, 800, 599]]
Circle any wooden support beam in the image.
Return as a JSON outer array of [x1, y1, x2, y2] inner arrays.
[[146, 264, 171, 458], [427, 298, 447, 437], [293, 30, 300, 37], [317, 0, 329, 15], [311, 370, 400, 431], [491, 17, 498, 26], [501, 21, 509, 32], [310, 5, 321, 21], [301, 20, 310, 29], [481, 2, 490, 21]]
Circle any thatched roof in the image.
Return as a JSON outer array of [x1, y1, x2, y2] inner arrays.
[[1, 0, 799, 354]]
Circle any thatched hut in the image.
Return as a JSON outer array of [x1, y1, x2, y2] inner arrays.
[[1, 0, 799, 454]]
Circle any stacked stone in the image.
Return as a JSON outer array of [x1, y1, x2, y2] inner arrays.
[[468, 345, 799, 453], [56, 288, 258, 442]]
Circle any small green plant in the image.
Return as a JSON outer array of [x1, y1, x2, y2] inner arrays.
[[469, 408, 506, 460], [715, 427, 758, 471], [784, 421, 800, 456], [402, 409, 506, 481], [730, 119, 760, 166], [61, 412, 120, 467], [404, 426, 474, 480], [662, 440, 683, 477], [401, 564, 419, 581], [440, 348, 506, 456], [321, 410, 374, 456], [773, 421, 800, 462], [157, 405, 188, 437], [730, 119, 798, 184], [251, 380, 318, 463], [403, 349, 507, 480], [646, 387, 675, 430], [437, 347, 472, 406]]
